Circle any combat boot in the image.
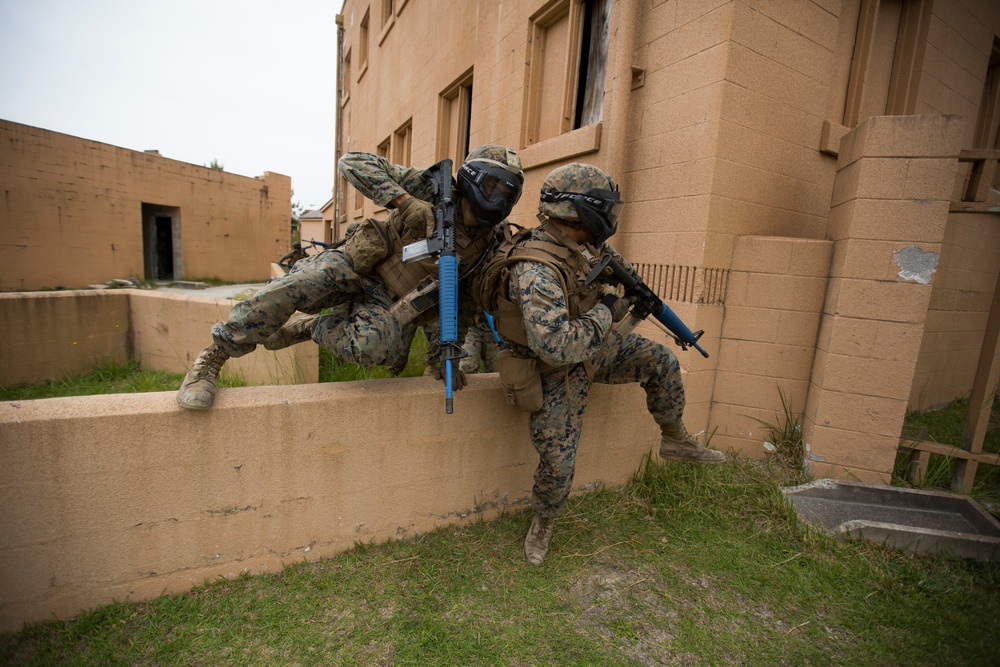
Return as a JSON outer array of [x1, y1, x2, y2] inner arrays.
[[263, 314, 317, 351], [659, 421, 726, 464], [176, 344, 230, 410], [524, 514, 555, 565]]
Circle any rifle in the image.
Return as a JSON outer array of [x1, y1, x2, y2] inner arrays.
[[585, 253, 709, 358], [399, 159, 463, 413]]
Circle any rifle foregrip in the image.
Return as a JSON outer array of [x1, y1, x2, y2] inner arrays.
[[654, 303, 709, 358]]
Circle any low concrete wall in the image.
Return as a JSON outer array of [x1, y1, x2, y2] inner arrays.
[[0, 377, 657, 633], [0, 290, 317, 387]]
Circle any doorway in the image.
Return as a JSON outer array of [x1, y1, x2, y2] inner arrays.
[[142, 204, 181, 281]]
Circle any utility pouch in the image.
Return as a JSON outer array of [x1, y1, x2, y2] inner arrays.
[[389, 277, 439, 325], [343, 217, 392, 275], [497, 349, 543, 412]]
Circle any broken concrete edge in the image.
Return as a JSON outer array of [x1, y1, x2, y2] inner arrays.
[[782, 478, 1000, 562]]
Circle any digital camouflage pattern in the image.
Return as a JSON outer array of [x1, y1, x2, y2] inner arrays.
[[459, 314, 499, 374], [213, 250, 410, 367], [340, 144, 521, 211], [538, 162, 615, 221], [505, 229, 686, 518]]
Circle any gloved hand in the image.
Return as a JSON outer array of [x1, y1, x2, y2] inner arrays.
[[396, 196, 435, 237], [429, 363, 467, 390], [600, 294, 635, 323]]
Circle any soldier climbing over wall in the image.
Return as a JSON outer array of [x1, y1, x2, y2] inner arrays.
[[176, 145, 524, 410]]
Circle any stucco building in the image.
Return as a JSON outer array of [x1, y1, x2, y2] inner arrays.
[[333, 0, 1000, 483], [0, 120, 292, 291]]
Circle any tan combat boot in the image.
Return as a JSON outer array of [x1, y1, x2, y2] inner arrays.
[[263, 313, 317, 351], [524, 514, 555, 566], [176, 344, 230, 410], [659, 421, 726, 464]]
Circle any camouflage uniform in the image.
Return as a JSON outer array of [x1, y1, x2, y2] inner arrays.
[[507, 227, 685, 519], [460, 313, 500, 374], [212, 151, 501, 367]]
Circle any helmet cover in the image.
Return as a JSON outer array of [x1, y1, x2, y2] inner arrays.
[[538, 163, 622, 245]]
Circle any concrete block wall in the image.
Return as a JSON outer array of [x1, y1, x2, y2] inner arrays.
[[0, 291, 131, 386], [910, 211, 1000, 410], [709, 236, 832, 456], [0, 291, 317, 388], [0, 120, 291, 291], [0, 376, 659, 633], [803, 115, 966, 483]]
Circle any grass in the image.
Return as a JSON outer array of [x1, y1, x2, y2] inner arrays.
[[318, 326, 430, 382], [0, 358, 245, 401], [0, 328, 431, 401], [895, 395, 1000, 504], [2, 457, 998, 666]]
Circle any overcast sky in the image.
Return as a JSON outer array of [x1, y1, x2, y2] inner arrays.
[[0, 0, 343, 210]]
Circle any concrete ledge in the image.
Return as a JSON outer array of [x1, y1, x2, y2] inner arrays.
[[0, 376, 658, 632]]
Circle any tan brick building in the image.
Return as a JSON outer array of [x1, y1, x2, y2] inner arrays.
[[334, 0, 1000, 483], [0, 120, 292, 291]]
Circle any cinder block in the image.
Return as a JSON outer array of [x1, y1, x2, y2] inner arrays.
[[830, 278, 933, 323], [824, 315, 878, 358], [818, 352, 917, 400], [839, 115, 966, 166], [849, 198, 950, 243], [855, 158, 910, 199], [721, 304, 780, 342], [858, 395, 910, 438], [744, 273, 828, 311], [905, 157, 965, 200], [732, 236, 792, 274], [776, 310, 823, 347], [809, 388, 864, 431], [805, 424, 900, 475]]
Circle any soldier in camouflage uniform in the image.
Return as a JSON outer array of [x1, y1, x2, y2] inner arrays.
[[479, 163, 725, 565], [176, 145, 523, 410]]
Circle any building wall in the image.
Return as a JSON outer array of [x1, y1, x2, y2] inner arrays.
[[910, 210, 1000, 410], [0, 290, 317, 387], [334, 0, 1000, 480], [0, 120, 291, 291]]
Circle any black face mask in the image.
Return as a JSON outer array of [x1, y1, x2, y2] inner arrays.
[[539, 187, 623, 245], [457, 161, 524, 226]]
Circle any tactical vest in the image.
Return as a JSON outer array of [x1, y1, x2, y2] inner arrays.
[[347, 207, 494, 301], [473, 222, 604, 348]]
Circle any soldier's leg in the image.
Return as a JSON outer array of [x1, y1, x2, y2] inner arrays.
[[459, 326, 482, 374], [524, 364, 590, 564], [178, 251, 363, 410], [591, 330, 724, 463], [482, 328, 500, 373], [311, 294, 409, 368], [213, 250, 364, 357]]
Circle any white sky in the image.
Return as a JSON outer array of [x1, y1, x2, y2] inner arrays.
[[0, 0, 344, 211]]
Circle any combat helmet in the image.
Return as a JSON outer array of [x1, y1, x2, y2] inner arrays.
[[539, 163, 622, 245], [456, 145, 524, 226]]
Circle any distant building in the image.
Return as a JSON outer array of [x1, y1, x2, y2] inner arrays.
[[0, 119, 292, 290]]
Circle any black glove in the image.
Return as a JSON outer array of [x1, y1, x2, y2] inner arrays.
[[600, 294, 635, 323], [429, 364, 467, 390]]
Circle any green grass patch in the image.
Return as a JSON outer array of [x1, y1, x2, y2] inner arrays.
[[2, 457, 998, 665], [318, 326, 430, 383], [895, 396, 1000, 504], [0, 358, 245, 401]]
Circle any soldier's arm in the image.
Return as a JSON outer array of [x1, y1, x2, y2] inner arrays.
[[338, 152, 436, 208], [511, 260, 612, 368]]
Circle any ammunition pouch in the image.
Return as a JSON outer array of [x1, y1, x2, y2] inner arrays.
[[497, 350, 543, 412], [389, 277, 440, 325]]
